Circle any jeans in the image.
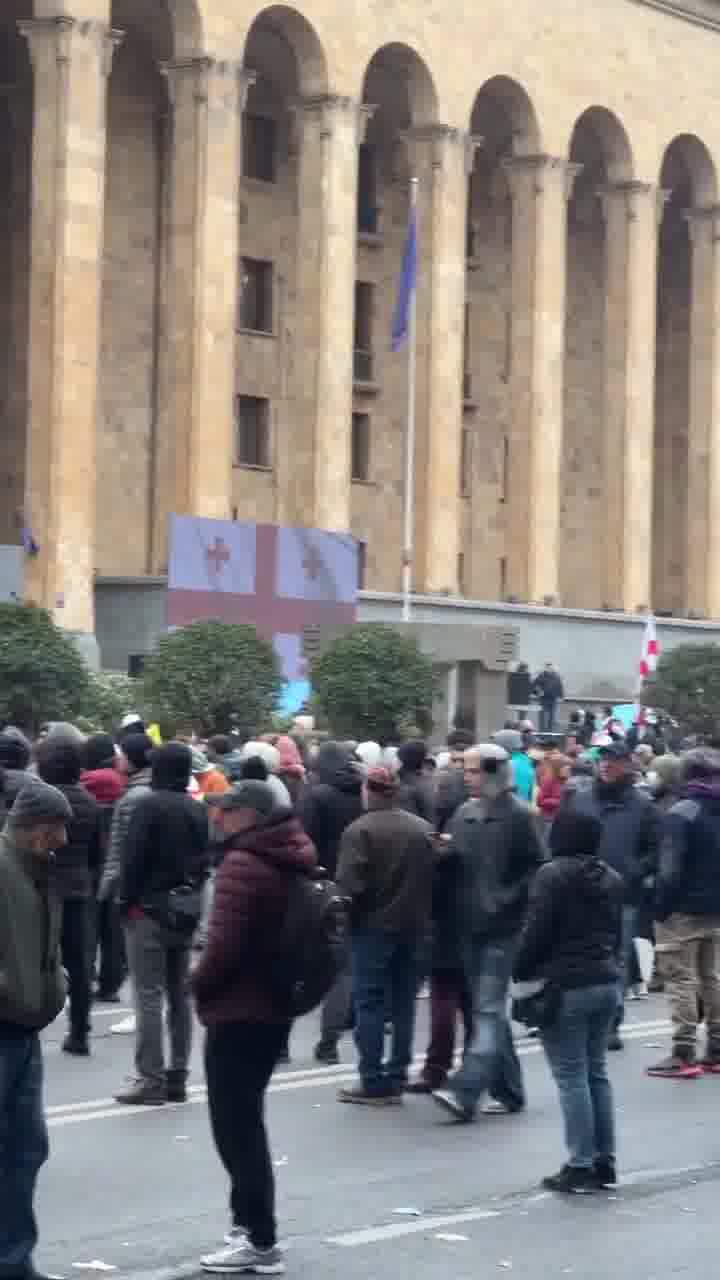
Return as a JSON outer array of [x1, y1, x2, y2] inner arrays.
[[655, 913, 720, 1060], [61, 898, 92, 1041], [0, 1030, 48, 1274], [539, 704, 557, 734], [447, 936, 525, 1114], [205, 1022, 288, 1250], [541, 984, 618, 1169], [422, 969, 474, 1086], [125, 916, 192, 1087], [615, 905, 639, 1030], [351, 930, 419, 1095]]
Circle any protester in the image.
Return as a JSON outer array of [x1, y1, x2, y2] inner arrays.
[[432, 744, 546, 1122], [115, 743, 209, 1105], [274, 735, 306, 805], [239, 742, 291, 810], [494, 728, 535, 803], [194, 780, 316, 1276], [118, 713, 146, 742], [532, 663, 565, 734], [336, 766, 435, 1104], [562, 741, 660, 1049], [0, 781, 72, 1280], [514, 810, 622, 1193], [81, 733, 126, 1001], [648, 748, 720, 1078], [300, 742, 364, 1063], [35, 737, 103, 1056], [433, 729, 474, 832], [0, 726, 33, 814], [192, 749, 231, 799], [396, 739, 434, 822], [537, 754, 571, 827], [207, 735, 245, 783]]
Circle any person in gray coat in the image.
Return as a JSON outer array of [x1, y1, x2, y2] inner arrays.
[[433, 744, 546, 1122], [99, 735, 154, 903]]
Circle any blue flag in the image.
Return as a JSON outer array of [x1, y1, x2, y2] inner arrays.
[[391, 204, 418, 351]]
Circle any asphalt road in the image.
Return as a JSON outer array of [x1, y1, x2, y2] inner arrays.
[[37, 994, 720, 1280]]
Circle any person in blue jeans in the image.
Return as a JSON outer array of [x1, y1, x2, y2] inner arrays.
[[514, 809, 623, 1193], [432, 744, 546, 1122], [335, 766, 435, 1104], [0, 780, 72, 1280]]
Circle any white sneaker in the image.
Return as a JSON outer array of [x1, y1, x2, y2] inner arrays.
[[201, 1241, 285, 1274], [111, 1014, 137, 1034], [224, 1225, 246, 1246]]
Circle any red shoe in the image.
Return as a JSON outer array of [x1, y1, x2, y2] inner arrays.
[[701, 1058, 720, 1075], [646, 1055, 703, 1079]]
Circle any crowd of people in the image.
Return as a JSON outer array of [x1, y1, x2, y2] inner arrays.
[[1, 699, 720, 1277]]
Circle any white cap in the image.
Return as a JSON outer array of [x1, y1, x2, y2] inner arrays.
[[121, 712, 142, 729]]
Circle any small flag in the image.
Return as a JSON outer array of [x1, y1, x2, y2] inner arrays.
[[391, 204, 418, 351], [635, 614, 659, 724]]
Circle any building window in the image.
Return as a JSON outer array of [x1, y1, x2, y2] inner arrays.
[[236, 395, 270, 468], [239, 258, 273, 333], [243, 114, 277, 182], [354, 281, 374, 381], [351, 413, 370, 482], [358, 143, 379, 234], [357, 539, 367, 590], [460, 425, 471, 497]]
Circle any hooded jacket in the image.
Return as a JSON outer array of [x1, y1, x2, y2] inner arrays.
[[514, 846, 623, 989], [300, 744, 364, 877], [119, 744, 209, 912], [0, 829, 66, 1030], [655, 782, 720, 920], [36, 741, 104, 901], [0, 727, 33, 818], [192, 811, 317, 1025]]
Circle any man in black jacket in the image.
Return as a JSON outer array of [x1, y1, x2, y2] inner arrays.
[[562, 741, 660, 1048], [301, 742, 363, 1063], [35, 737, 103, 1057], [116, 743, 209, 1105], [532, 663, 564, 734], [396, 739, 434, 823], [648, 749, 720, 1078], [433, 744, 546, 1122]]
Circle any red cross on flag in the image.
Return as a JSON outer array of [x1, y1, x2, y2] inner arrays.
[[635, 614, 659, 724]]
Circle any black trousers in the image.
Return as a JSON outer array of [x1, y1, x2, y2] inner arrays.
[[205, 1021, 288, 1250], [95, 898, 127, 997], [61, 899, 92, 1040]]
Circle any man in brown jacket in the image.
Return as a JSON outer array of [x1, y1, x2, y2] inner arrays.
[[336, 766, 435, 1105]]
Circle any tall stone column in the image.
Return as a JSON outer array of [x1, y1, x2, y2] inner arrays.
[[601, 182, 664, 615], [157, 58, 247, 552], [20, 17, 120, 635], [694, 206, 720, 617], [287, 96, 367, 532], [504, 156, 578, 604], [685, 207, 720, 615], [408, 125, 469, 595]]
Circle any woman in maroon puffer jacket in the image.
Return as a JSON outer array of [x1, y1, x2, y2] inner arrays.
[[192, 780, 316, 1276]]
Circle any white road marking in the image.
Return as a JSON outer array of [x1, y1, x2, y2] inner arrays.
[[325, 1207, 501, 1246], [46, 1019, 671, 1130]]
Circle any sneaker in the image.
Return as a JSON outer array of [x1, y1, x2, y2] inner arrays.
[[431, 1088, 474, 1123], [404, 1078, 437, 1094], [543, 1165, 596, 1194], [634, 981, 649, 999], [62, 1034, 90, 1056], [593, 1157, 617, 1189], [480, 1098, 523, 1116], [337, 1085, 402, 1106], [224, 1226, 247, 1246], [646, 1055, 703, 1079], [313, 1040, 340, 1065], [701, 1058, 720, 1075], [201, 1241, 285, 1274], [166, 1070, 188, 1103], [607, 1031, 624, 1051], [111, 1014, 137, 1035], [115, 1079, 166, 1105]]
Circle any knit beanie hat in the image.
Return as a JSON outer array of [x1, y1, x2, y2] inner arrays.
[[84, 733, 117, 772], [209, 779, 276, 816], [0, 726, 32, 770], [398, 739, 427, 773], [9, 779, 73, 826], [240, 740, 280, 772], [121, 732, 154, 772], [494, 729, 523, 755]]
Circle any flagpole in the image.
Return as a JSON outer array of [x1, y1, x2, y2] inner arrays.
[[402, 176, 418, 624]]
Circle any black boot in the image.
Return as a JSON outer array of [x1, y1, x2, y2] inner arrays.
[[165, 1069, 188, 1103]]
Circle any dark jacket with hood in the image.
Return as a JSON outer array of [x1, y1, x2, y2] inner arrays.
[[300, 743, 363, 878], [561, 777, 660, 905], [192, 809, 317, 1025], [36, 743, 104, 901], [120, 744, 209, 913], [514, 813, 623, 989], [656, 781, 720, 920], [0, 727, 33, 819], [396, 740, 435, 824]]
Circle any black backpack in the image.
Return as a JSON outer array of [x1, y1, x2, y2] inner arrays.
[[272, 872, 348, 1018]]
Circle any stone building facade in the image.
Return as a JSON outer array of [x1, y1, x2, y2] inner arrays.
[[3, 0, 720, 642]]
